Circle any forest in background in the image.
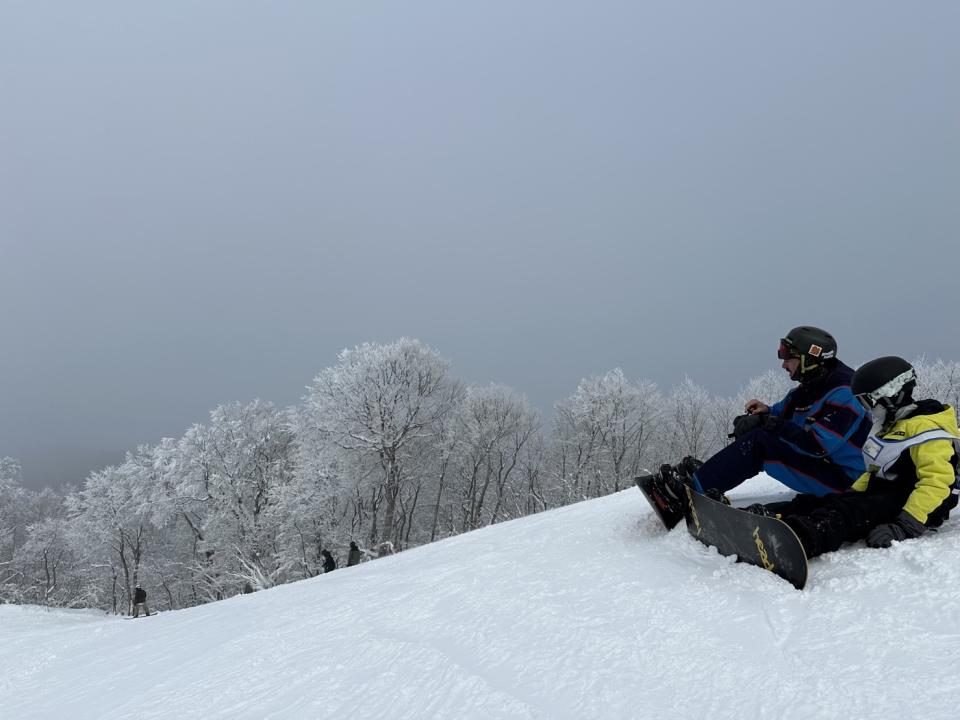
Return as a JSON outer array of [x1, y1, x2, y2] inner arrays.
[[3, 338, 959, 614]]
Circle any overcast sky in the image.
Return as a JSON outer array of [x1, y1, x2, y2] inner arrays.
[[2, 1, 958, 489]]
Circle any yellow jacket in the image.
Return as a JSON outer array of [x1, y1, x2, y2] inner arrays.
[[851, 403, 960, 524]]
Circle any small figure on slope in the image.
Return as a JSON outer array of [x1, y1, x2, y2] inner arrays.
[[347, 541, 363, 567], [132, 583, 150, 617]]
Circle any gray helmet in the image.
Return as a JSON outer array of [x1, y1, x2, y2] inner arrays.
[[778, 326, 837, 382]]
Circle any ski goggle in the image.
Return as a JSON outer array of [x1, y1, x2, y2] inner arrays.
[[853, 368, 916, 412], [777, 339, 800, 360]]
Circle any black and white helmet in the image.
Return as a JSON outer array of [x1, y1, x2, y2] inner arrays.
[[851, 356, 916, 414], [778, 326, 837, 382]]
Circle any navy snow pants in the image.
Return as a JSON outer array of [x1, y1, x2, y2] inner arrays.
[[692, 428, 857, 498]]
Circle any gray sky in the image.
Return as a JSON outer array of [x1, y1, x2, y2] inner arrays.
[[2, 1, 958, 490]]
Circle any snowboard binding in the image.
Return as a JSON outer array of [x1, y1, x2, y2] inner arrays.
[[635, 459, 701, 530]]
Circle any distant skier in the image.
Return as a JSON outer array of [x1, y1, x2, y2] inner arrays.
[[347, 541, 362, 567], [321, 549, 337, 573], [132, 583, 150, 617], [748, 356, 960, 557], [642, 326, 871, 528]]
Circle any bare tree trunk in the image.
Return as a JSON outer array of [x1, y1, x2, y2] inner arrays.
[[402, 481, 421, 545], [429, 451, 452, 541], [381, 458, 401, 546]]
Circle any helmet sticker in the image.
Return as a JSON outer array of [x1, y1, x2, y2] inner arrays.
[[808, 344, 822, 357]]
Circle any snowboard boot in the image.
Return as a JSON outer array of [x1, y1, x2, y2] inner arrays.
[[676, 456, 733, 505], [704, 487, 731, 505], [676, 456, 703, 482], [636, 463, 692, 530]]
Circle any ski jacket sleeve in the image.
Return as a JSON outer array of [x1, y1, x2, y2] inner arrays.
[[903, 438, 957, 524], [768, 395, 787, 417]]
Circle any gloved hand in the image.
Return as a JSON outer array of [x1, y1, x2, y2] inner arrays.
[[866, 511, 927, 548], [730, 412, 778, 439], [742, 503, 775, 517]]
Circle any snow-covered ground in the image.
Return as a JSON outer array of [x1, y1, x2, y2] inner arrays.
[[3, 474, 959, 720]]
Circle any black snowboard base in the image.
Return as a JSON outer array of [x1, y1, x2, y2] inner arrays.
[[683, 487, 808, 589]]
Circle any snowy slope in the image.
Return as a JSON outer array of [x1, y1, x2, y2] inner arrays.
[[3, 475, 959, 720]]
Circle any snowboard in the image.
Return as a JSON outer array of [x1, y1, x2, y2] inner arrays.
[[634, 472, 685, 530], [683, 486, 808, 590]]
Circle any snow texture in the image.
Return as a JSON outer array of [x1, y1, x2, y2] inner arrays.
[[2, 474, 959, 719]]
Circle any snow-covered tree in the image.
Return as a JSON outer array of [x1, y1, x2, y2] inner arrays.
[[664, 376, 723, 462], [178, 400, 297, 593], [914, 357, 960, 411], [0, 458, 27, 591], [278, 410, 346, 578], [451, 384, 541, 531], [737, 368, 793, 409], [551, 370, 663, 501], [16, 515, 78, 606], [304, 339, 463, 548], [424, 409, 459, 542], [67, 463, 155, 614]]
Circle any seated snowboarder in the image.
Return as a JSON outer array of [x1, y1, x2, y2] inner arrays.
[[321, 549, 337, 573], [642, 326, 870, 528], [747, 356, 960, 557]]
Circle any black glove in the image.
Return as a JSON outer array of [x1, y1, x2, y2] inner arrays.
[[730, 412, 778, 439], [866, 511, 927, 549], [742, 503, 775, 517]]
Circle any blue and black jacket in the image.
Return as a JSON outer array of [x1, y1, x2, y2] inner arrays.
[[767, 360, 870, 487]]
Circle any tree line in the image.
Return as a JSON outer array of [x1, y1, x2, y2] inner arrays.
[[2, 339, 958, 613]]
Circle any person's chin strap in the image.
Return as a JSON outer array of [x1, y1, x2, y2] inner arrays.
[[794, 356, 825, 383]]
